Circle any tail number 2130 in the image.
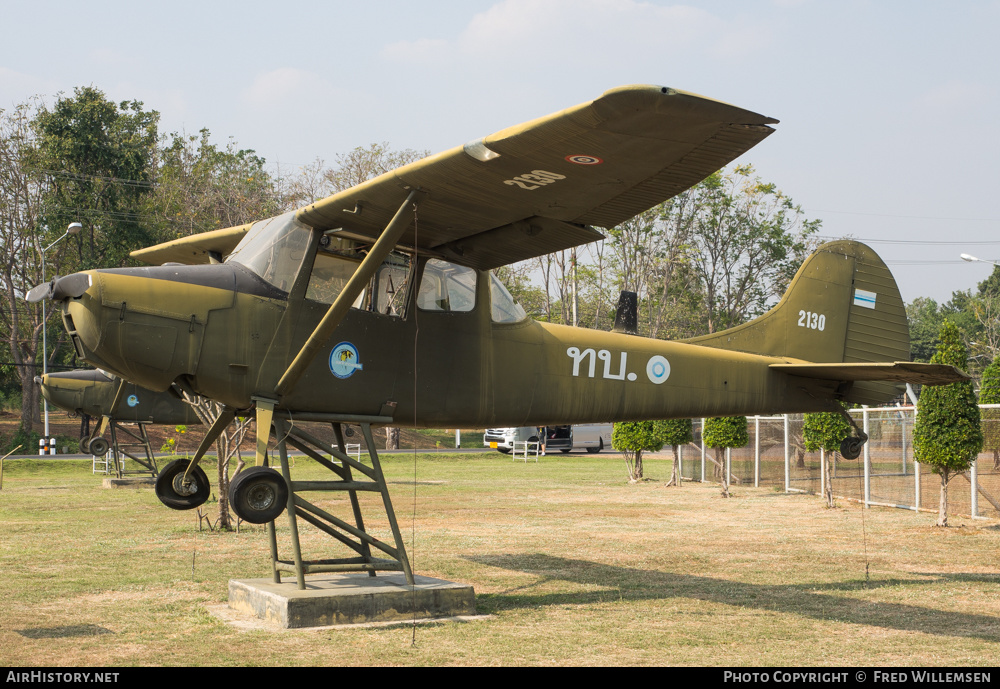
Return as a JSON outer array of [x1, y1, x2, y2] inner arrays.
[[798, 310, 826, 331]]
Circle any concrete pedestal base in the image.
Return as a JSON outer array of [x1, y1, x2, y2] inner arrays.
[[101, 477, 155, 488], [229, 573, 476, 628]]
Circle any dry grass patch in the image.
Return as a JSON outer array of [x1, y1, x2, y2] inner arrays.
[[0, 453, 998, 665]]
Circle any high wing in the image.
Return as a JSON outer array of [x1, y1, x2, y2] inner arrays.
[[130, 223, 251, 266], [297, 85, 778, 270], [771, 362, 969, 386]]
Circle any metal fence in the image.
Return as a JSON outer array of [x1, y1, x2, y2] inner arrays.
[[678, 405, 1000, 521]]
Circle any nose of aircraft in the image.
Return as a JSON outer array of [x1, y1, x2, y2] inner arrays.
[[35, 267, 231, 393]]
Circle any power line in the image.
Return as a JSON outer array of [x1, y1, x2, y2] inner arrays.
[[807, 208, 1000, 223]]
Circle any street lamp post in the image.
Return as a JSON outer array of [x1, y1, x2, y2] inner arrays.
[[38, 222, 82, 454], [961, 253, 1000, 267]]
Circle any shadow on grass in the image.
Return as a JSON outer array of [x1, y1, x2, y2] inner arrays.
[[17, 624, 113, 639], [467, 553, 1000, 642]]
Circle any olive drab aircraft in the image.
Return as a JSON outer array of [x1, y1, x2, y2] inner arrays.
[[38, 369, 201, 456], [29, 85, 967, 528]]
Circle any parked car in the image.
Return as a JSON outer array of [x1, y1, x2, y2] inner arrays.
[[483, 424, 612, 454]]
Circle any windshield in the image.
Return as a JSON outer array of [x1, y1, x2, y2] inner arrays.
[[226, 211, 312, 292]]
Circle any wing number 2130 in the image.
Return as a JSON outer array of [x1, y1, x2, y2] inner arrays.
[[798, 310, 826, 331]]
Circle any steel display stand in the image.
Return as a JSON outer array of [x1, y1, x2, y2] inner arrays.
[[265, 412, 413, 590]]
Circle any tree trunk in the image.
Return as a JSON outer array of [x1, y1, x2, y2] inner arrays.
[[937, 470, 950, 527], [385, 426, 400, 450], [666, 446, 682, 487], [825, 451, 836, 508], [216, 437, 232, 530], [19, 380, 37, 434]]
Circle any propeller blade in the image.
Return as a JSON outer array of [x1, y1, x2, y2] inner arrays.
[[25, 281, 54, 303], [51, 273, 92, 301]]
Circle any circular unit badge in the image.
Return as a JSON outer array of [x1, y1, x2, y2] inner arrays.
[[127, 394, 139, 407], [329, 342, 364, 379], [645, 355, 671, 384], [565, 154, 603, 165]]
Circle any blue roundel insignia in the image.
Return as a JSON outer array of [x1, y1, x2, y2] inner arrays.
[[329, 342, 363, 379], [127, 394, 139, 407], [645, 355, 670, 385]]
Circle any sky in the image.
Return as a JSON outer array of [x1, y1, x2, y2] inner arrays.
[[2, 0, 998, 305]]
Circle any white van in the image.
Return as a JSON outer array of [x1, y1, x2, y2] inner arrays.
[[483, 424, 613, 454]]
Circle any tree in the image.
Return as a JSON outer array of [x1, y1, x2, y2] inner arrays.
[[978, 357, 1000, 470], [32, 87, 160, 270], [661, 418, 693, 487], [906, 297, 943, 363], [0, 98, 50, 433], [687, 165, 819, 333], [152, 128, 283, 238], [912, 320, 983, 526], [703, 416, 749, 497], [612, 420, 667, 483], [803, 405, 851, 507]]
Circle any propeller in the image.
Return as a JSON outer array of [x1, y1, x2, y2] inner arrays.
[[25, 273, 92, 302]]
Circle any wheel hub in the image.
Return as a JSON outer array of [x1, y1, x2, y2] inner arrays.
[[247, 483, 277, 510], [171, 474, 198, 497]]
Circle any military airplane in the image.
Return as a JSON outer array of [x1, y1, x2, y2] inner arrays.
[[38, 369, 201, 456], [29, 85, 965, 530]]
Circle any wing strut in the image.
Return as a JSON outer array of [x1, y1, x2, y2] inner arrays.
[[274, 188, 422, 398]]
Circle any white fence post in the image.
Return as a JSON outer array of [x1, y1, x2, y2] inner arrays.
[[971, 458, 979, 518], [783, 414, 790, 493], [700, 418, 706, 483], [863, 406, 870, 509], [754, 416, 761, 488]]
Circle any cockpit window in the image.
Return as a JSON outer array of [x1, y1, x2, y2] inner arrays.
[[417, 259, 476, 312], [489, 272, 527, 323], [307, 243, 411, 319], [226, 211, 312, 292]]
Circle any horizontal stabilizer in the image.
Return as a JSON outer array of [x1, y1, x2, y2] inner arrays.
[[771, 362, 969, 386]]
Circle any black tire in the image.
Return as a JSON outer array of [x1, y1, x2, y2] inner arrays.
[[497, 447, 511, 454], [88, 437, 110, 456], [155, 459, 210, 510], [229, 466, 288, 524], [840, 437, 863, 460], [79, 439, 92, 455], [561, 449, 571, 453]]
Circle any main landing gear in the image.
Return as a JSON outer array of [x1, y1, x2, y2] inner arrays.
[[155, 459, 211, 510]]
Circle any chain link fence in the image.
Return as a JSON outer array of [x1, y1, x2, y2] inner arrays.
[[677, 405, 1000, 521]]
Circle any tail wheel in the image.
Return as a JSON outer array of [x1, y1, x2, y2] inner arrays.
[[155, 459, 210, 510], [229, 466, 288, 524], [840, 436, 864, 460], [88, 437, 110, 457]]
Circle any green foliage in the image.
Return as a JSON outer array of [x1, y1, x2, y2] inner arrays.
[[33, 86, 160, 270], [703, 416, 749, 450], [612, 420, 668, 453], [153, 128, 283, 237], [913, 320, 983, 475], [803, 405, 851, 453], [660, 418, 693, 447], [978, 357, 1000, 453]]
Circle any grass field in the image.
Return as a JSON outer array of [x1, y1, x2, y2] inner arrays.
[[1, 451, 999, 666]]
